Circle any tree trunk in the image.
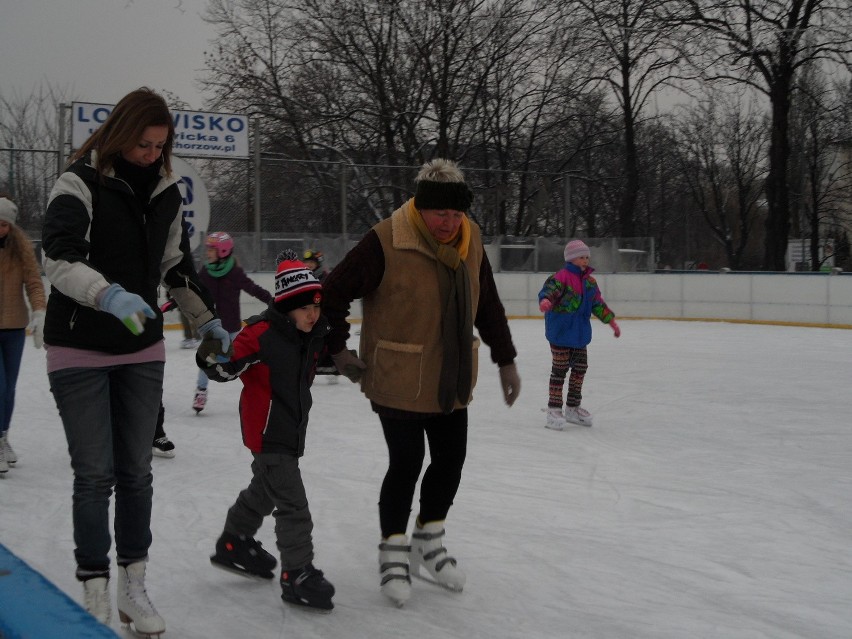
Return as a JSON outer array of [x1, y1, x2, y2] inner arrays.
[[763, 81, 792, 270], [619, 85, 638, 238]]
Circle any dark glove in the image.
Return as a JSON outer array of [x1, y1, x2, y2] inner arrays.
[[499, 363, 521, 407], [331, 349, 367, 383], [99, 283, 156, 335], [197, 319, 233, 364]]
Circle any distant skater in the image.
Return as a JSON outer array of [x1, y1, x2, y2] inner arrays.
[[538, 239, 620, 429], [192, 231, 272, 413]]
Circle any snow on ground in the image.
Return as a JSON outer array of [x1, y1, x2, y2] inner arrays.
[[2, 319, 851, 639]]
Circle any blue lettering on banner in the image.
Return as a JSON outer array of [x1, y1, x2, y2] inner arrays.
[[172, 113, 246, 133], [75, 106, 111, 124], [179, 176, 194, 206]]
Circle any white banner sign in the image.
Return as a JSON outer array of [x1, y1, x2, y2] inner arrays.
[[71, 102, 249, 158], [172, 156, 210, 251]]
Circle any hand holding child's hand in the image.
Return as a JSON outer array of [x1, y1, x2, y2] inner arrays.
[[610, 319, 621, 338], [539, 298, 553, 313]]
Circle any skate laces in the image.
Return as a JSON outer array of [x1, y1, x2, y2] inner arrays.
[[123, 568, 157, 615]]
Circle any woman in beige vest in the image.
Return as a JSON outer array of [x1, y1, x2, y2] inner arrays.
[[322, 158, 521, 607]]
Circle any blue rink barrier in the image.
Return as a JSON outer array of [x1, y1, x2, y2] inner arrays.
[[0, 543, 119, 638]]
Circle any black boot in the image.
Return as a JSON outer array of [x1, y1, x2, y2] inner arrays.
[[281, 564, 335, 611], [210, 532, 277, 579]]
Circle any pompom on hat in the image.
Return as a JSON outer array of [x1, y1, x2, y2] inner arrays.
[[274, 249, 323, 313], [0, 197, 18, 225], [564, 239, 590, 262]]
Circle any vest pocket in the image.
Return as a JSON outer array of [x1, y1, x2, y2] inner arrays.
[[369, 339, 423, 401]]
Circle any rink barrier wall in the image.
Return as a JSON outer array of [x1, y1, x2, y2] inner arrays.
[[0, 544, 119, 639], [155, 271, 852, 330]]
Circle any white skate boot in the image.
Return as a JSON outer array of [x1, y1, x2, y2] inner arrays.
[[82, 576, 112, 625], [410, 520, 466, 591], [1, 433, 17, 465], [545, 408, 566, 430], [117, 561, 165, 637], [564, 406, 593, 427], [378, 534, 411, 607]]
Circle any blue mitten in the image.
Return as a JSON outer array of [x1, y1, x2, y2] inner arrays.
[[197, 319, 233, 364], [99, 283, 156, 335]]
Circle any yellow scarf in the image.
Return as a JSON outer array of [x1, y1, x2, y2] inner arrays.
[[405, 198, 473, 413], [406, 199, 471, 267]]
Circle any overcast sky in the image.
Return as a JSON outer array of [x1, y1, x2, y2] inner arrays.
[[1, 0, 216, 109]]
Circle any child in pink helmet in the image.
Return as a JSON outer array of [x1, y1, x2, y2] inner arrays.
[[192, 232, 273, 413]]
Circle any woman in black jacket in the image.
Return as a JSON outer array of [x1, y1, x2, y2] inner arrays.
[[41, 88, 230, 634]]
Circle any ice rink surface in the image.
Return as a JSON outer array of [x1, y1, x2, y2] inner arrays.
[[2, 319, 850, 638]]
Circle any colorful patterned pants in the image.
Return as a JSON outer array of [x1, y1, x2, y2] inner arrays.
[[548, 344, 588, 409]]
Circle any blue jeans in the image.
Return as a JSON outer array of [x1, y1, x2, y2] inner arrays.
[[0, 329, 26, 434], [48, 361, 164, 573], [196, 330, 239, 390]]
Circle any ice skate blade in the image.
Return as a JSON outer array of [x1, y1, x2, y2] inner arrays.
[[119, 613, 165, 638], [410, 565, 464, 592], [281, 593, 334, 613], [210, 556, 275, 580], [564, 419, 592, 427]]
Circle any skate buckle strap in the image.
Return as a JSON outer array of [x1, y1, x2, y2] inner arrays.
[[412, 528, 445, 542], [422, 546, 457, 570], [380, 567, 411, 585], [378, 541, 411, 553]]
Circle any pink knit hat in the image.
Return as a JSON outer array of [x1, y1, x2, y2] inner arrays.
[[564, 239, 590, 262]]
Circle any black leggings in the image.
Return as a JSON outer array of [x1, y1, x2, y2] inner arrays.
[[378, 409, 468, 538]]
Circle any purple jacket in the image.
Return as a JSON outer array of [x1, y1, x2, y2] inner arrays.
[[198, 263, 272, 333]]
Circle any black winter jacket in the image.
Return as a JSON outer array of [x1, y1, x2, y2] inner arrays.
[[42, 153, 215, 354], [199, 305, 330, 456]]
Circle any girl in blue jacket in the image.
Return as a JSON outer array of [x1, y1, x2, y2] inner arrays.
[[538, 240, 620, 429]]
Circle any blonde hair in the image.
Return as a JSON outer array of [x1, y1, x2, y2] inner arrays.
[[71, 87, 174, 177], [416, 158, 465, 183]]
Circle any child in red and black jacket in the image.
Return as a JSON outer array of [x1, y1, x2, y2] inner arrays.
[[199, 249, 336, 612]]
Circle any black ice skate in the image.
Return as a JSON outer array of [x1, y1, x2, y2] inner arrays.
[[210, 533, 277, 580], [280, 564, 335, 612]]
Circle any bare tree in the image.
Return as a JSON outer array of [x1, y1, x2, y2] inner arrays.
[[677, 93, 767, 269], [788, 62, 852, 269], [571, 0, 687, 238], [0, 83, 73, 229], [669, 0, 852, 270]]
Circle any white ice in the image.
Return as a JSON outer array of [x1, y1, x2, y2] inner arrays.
[[2, 319, 851, 638]]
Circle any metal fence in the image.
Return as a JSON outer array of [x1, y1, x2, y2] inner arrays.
[[3, 147, 655, 273]]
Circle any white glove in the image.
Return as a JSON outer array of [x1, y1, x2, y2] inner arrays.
[[28, 310, 46, 349]]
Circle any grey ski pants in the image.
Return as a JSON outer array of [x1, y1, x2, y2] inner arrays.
[[223, 452, 314, 571]]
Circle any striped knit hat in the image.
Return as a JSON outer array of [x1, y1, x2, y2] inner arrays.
[[274, 249, 323, 312]]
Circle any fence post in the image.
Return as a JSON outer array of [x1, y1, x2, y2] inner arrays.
[[340, 162, 348, 243], [57, 104, 67, 177], [562, 172, 571, 237], [252, 118, 262, 268]]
